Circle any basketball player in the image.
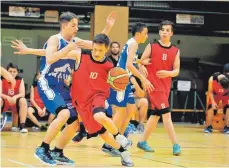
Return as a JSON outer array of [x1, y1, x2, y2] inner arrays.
[[204, 63, 229, 134], [11, 11, 117, 166], [1, 63, 28, 133], [137, 20, 181, 155], [108, 22, 153, 137]]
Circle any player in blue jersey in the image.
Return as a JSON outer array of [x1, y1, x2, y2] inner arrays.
[[11, 11, 117, 166], [108, 22, 154, 137]]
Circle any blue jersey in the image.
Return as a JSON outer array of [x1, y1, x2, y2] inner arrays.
[[117, 38, 138, 75], [39, 33, 76, 85]]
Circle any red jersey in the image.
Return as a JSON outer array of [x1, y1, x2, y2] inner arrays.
[[146, 42, 178, 93], [32, 82, 44, 108], [71, 49, 114, 107], [1, 76, 22, 97], [212, 73, 229, 96]]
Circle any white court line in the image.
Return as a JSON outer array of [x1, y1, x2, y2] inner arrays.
[[8, 159, 36, 168]]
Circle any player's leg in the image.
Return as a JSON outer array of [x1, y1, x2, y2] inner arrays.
[[51, 105, 79, 165], [16, 97, 28, 133], [223, 105, 229, 134], [35, 86, 70, 166], [99, 130, 133, 167], [204, 104, 214, 133], [136, 98, 148, 133], [27, 106, 42, 128], [0, 98, 7, 131]]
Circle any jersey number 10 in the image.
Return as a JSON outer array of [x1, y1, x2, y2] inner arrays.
[[90, 72, 98, 79]]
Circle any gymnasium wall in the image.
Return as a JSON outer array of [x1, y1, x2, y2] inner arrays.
[[1, 28, 229, 88]]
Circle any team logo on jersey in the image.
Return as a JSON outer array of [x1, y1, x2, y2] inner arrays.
[[8, 89, 14, 95], [48, 64, 72, 81], [162, 54, 167, 60]]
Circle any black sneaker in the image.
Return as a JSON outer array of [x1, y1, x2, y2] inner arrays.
[[72, 132, 87, 143], [101, 143, 120, 157], [40, 125, 48, 131], [204, 125, 213, 133]]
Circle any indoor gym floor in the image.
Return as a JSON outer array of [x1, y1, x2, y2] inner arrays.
[[1, 123, 229, 167]]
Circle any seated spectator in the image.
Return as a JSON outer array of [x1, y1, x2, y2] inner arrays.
[[27, 72, 55, 131], [107, 41, 120, 66], [1, 63, 28, 133], [204, 63, 229, 134]]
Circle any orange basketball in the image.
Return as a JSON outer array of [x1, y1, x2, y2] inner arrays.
[[107, 67, 129, 91]]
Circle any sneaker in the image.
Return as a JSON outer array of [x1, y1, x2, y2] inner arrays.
[[204, 125, 213, 133], [137, 141, 154, 152], [173, 144, 181, 156], [32, 126, 40, 132], [223, 126, 229, 134], [20, 128, 28, 133], [40, 125, 48, 131], [11, 127, 20, 132], [34, 147, 56, 166], [136, 123, 144, 134], [115, 134, 132, 149], [102, 143, 120, 157], [72, 132, 87, 143], [50, 151, 75, 165], [120, 151, 134, 167], [0, 113, 7, 131]]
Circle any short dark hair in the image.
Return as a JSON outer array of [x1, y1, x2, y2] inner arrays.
[[219, 77, 229, 89], [59, 12, 78, 24], [131, 22, 147, 36], [93, 34, 110, 48], [223, 63, 229, 73], [159, 20, 175, 32], [110, 41, 120, 48], [6, 63, 19, 71]]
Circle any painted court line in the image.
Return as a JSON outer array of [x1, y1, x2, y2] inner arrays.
[[8, 159, 36, 168]]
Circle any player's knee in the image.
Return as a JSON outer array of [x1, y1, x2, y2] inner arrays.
[[140, 98, 148, 108], [27, 107, 34, 115], [94, 112, 106, 123], [58, 109, 70, 121], [19, 98, 27, 107], [162, 112, 172, 122]]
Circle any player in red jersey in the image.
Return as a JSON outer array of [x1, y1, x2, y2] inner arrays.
[[137, 20, 181, 155], [1, 63, 28, 133], [204, 63, 229, 134]]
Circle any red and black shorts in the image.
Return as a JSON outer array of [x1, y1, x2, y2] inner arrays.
[[74, 94, 107, 136], [148, 91, 171, 116], [208, 95, 229, 114], [1, 97, 25, 113]]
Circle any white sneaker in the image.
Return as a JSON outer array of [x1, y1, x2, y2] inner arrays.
[[11, 127, 19, 132], [115, 134, 132, 149], [20, 128, 28, 133], [120, 151, 134, 167]]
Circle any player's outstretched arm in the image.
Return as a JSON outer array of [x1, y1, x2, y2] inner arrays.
[[73, 11, 117, 50], [0, 67, 16, 89], [11, 40, 45, 56], [65, 49, 82, 63]]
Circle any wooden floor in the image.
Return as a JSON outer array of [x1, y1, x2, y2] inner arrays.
[[1, 123, 229, 167]]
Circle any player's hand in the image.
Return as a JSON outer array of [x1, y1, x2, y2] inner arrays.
[[156, 70, 171, 78], [11, 39, 29, 55], [141, 77, 154, 93], [139, 65, 148, 77], [212, 101, 218, 109], [38, 107, 45, 117], [6, 96, 14, 105], [11, 96, 17, 105], [140, 58, 151, 66], [106, 11, 117, 29]]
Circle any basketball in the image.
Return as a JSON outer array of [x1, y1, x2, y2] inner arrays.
[[107, 67, 129, 91]]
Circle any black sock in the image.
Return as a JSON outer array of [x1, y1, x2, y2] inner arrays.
[[53, 147, 63, 153], [130, 120, 139, 127], [20, 123, 25, 130], [118, 146, 125, 153], [80, 122, 86, 134], [113, 132, 120, 139], [41, 142, 50, 152]]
